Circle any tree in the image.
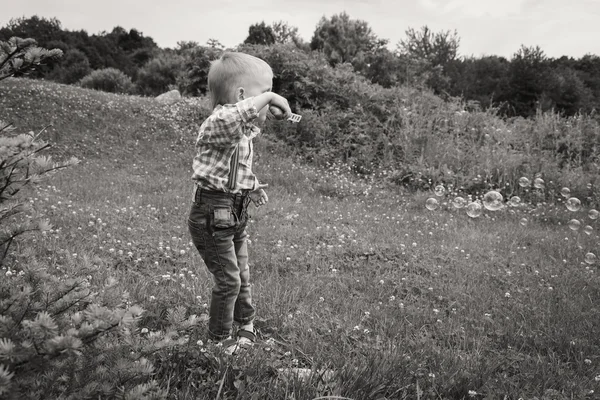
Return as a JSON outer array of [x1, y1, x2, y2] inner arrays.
[[449, 55, 511, 109], [543, 66, 593, 115], [397, 26, 460, 67], [507, 45, 550, 117], [310, 12, 386, 76], [396, 26, 460, 94], [244, 22, 276, 46], [206, 38, 224, 49], [0, 16, 63, 45], [136, 51, 185, 96], [47, 48, 91, 84], [177, 46, 222, 96], [364, 47, 400, 88], [271, 21, 299, 44]]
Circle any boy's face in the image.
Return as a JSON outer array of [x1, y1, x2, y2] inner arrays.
[[240, 72, 273, 125]]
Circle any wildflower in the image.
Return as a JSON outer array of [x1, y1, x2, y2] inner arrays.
[[584, 358, 592, 365], [149, 296, 156, 301], [389, 295, 395, 301], [505, 292, 511, 298], [468, 390, 477, 397], [319, 297, 325, 303], [196, 339, 204, 346], [140, 328, 148, 334], [353, 325, 360, 331]]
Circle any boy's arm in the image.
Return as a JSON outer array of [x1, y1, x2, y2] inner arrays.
[[200, 98, 259, 147], [253, 92, 292, 118]]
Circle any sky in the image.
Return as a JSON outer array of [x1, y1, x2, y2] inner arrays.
[[2, 0, 600, 59]]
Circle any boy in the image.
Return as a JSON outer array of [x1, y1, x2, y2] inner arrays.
[[187, 52, 291, 354]]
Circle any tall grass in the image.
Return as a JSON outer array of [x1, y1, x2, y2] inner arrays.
[[0, 78, 599, 399]]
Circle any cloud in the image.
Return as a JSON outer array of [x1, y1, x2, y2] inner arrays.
[[419, 0, 527, 18]]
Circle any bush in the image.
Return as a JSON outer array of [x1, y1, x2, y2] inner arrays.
[[47, 48, 91, 84], [177, 45, 222, 96], [135, 51, 184, 96], [80, 67, 134, 94], [0, 37, 195, 398]]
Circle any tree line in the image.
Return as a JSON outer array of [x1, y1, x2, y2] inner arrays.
[[1, 14, 599, 118]]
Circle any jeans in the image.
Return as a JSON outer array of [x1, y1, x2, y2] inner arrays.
[[187, 186, 255, 340]]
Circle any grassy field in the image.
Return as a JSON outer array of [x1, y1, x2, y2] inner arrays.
[[1, 78, 599, 399]]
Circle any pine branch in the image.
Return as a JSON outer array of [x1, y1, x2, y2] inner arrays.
[[0, 47, 20, 76]]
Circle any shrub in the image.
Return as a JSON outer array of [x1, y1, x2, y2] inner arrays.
[[0, 36, 68, 264], [135, 51, 184, 96], [0, 37, 195, 398], [47, 48, 91, 84], [80, 67, 134, 94], [177, 45, 222, 96], [0, 266, 201, 398]]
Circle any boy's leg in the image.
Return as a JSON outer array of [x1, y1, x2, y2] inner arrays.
[[233, 227, 255, 327], [204, 231, 242, 340], [188, 202, 240, 341]]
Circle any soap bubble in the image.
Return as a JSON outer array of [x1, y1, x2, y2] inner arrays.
[[533, 178, 545, 189], [566, 197, 582, 212], [568, 219, 581, 231], [483, 191, 503, 211], [583, 225, 593, 235], [434, 185, 445, 197], [519, 218, 528, 226], [589, 209, 599, 220], [560, 187, 571, 198], [518, 177, 530, 187], [452, 196, 466, 209], [584, 252, 597, 265], [509, 196, 521, 207], [425, 198, 439, 211], [466, 202, 482, 218]]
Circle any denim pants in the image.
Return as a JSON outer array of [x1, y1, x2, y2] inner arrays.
[[187, 186, 255, 340]]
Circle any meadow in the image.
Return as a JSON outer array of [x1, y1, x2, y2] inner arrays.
[[0, 77, 599, 399]]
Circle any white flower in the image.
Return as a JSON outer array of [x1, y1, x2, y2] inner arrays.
[[505, 292, 511, 298], [140, 328, 148, 334], [468, 390, 477, 397]]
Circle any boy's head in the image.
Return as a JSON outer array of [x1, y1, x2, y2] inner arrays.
[[208, 52, 273, 114]]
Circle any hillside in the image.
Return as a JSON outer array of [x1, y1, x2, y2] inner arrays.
[[1, 78, 599, 399]]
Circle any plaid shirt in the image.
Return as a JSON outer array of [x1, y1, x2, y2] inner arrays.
[[191, 98, 260, 193]]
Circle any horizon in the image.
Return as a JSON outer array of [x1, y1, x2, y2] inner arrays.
[[1, 0, 599, 60]]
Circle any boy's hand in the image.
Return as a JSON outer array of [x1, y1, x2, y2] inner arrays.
[[249, 183, 269, 207], [268, 94, 292, 119]]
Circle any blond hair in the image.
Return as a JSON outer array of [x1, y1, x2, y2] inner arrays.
[[207, 52, 273, 109]]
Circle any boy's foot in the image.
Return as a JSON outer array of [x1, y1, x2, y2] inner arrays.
[[236, 328, 256, 350], [213, 336, 239, 355]]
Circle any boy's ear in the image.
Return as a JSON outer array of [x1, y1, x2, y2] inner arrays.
[[237, 87, 245, 101]]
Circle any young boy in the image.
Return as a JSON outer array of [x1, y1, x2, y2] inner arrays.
[[187, 52, 291, 354]]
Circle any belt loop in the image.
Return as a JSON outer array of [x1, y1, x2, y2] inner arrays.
[[192, 183, 199, 203]]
